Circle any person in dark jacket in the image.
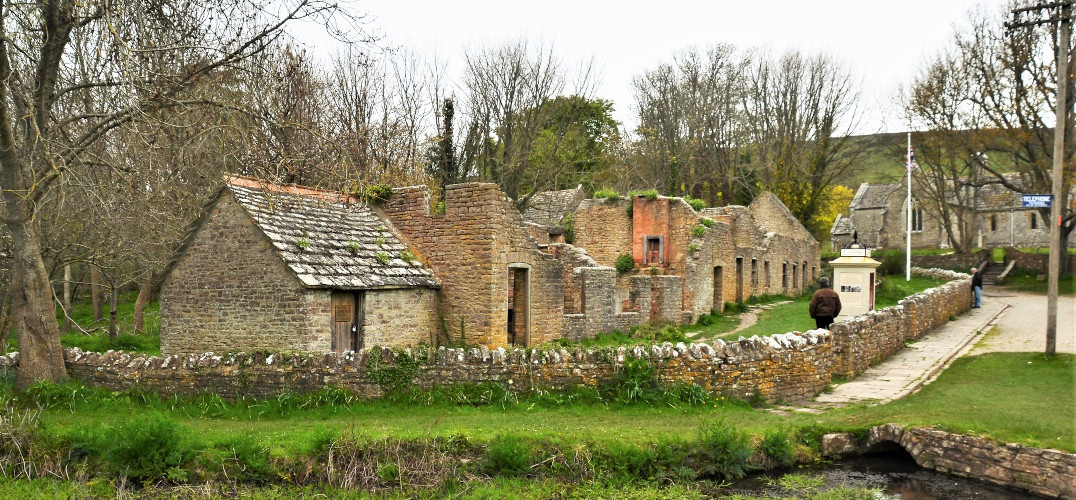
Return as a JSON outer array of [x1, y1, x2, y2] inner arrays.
[[971, 267, 983, 308], [809, 277, 842, 329]]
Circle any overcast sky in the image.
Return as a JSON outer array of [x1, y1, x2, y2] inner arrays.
[[293, 0, 994, 136]]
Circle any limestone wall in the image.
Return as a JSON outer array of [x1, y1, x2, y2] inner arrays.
[[381, 183, 566, 347], [829, 268, 971, 378], [362, 288, 438, 348], [572, 198, 633, 267], [869, 424, 1074, 499], [160, 194, 329, 354], [18, 331, 832, 404]]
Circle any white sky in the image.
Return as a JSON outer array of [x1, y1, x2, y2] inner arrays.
[[292, 0, 994, 136]]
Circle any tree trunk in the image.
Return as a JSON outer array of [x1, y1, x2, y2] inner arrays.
[[0, 293, 12, 354], [63, 264, 72, 332], [133, 276, 152, 333], [108, 283, 118, 341], [90, 265, 103, 322], [1, 200, 68, 390]]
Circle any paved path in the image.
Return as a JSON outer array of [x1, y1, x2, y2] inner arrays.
[[811, 290, 1074, 407]]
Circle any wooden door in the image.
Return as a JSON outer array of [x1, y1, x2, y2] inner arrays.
[[331, 292, 361, 353]]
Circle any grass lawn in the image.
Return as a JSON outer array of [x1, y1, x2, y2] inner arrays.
[[826, 352, 1075, 451], [687, 275, 947, 342]]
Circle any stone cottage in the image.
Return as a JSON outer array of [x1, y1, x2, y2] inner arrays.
[[159, 176, 440, 355]]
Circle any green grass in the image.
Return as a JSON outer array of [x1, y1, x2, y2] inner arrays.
[[4, 293, 161, 356], [704, 276, 946, 341], [0, 349, 1071, 496], [826, 353, 1075, 451], [998, 269, 1076, 295]]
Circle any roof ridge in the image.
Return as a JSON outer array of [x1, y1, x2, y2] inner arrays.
[[225, 175, 358, 204]]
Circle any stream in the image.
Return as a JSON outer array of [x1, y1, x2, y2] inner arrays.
[[723, 451, 1045, 499]]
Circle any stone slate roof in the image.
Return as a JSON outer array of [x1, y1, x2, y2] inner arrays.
[[831, 214, 855, 235], [520, 185, 585, 227], [227, 176, 439, 290], [850, 182, 901, 210]]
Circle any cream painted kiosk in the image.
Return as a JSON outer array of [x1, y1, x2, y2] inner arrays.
[[830, 243, 881, 321]]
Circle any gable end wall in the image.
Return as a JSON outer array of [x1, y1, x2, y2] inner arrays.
[[160, 193, 330, 354]]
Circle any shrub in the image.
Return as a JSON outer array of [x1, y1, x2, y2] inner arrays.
[[631, 189, 660, 201], [362, 183, 394, 203], [688, 243, 701, 252], [346, 240, 360, 254], [561, 213, 575, 244], [433, 200, 446, 214], [376, 251, 391, 265], [615, 253, 636, 273], [594, 188, 620, 200], [295, 238, 311, 250], [700, 218, 715, 227], [485, 434, 533, 476], [648, 266, 659, 275], [724, 301, 749, 314], [695, 420, 754, 481], [687, 198, 705, 211], [612, 357, 656, 403], [692, 225, 707, 237], [400, 249, 416, 263], [759, 429, 795, 469], [101, 412, 196, 482], [215, 434, 275, 484]]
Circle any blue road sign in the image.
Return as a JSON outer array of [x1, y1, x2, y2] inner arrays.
[[1022, 195, 1053, 208]]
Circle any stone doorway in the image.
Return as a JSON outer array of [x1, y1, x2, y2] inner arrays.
[[331, 291, 363, 352], [735, 257, 744, 303], [507, 266, 530, 347], [713, 266, 724, 312]]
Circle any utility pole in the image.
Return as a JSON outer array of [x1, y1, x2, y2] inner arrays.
[[1006, 1, 1072, 356]]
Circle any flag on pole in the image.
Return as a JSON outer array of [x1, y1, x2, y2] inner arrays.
[[906, 145, 916, 171]]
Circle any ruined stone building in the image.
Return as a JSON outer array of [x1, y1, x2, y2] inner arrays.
[[831, 175, 1075, 250], [160, 176, 820, 354]]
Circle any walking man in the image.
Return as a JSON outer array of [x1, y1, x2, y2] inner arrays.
[[971, 267, 983, 308], [809, 277, 842, 329]]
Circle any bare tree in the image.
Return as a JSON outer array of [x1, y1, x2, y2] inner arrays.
[[903, 53, 986, 253], [0, 0, 367, 389], [632, 45, 750, 204], [460, 39, 599, 206], [742, 50, 863, 238], [906, 2, 1075, 255]]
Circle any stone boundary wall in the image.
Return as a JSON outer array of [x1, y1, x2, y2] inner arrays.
[[829, 268, 971, 378], [1004, 247, 1076, 273], [824, 424, 1076, 498], [0, 331, 833, 404], [911, 252, 983, 272], [0, 269, 973, 404]]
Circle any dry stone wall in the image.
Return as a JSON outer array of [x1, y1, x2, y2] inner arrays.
[[829, 268, 971, 378], [160, 195, 329, 354], [18, 330, 833, 404]]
